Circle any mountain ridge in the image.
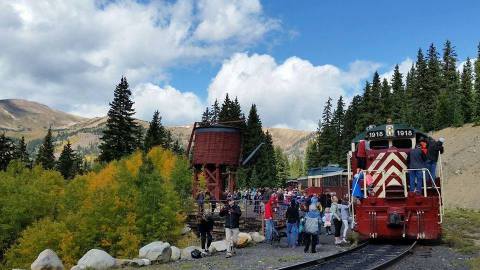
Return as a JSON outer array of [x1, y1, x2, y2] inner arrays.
[[0, 99, 313, 158]]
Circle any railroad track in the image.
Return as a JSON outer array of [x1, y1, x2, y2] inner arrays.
[[276, 241, 416, 270]]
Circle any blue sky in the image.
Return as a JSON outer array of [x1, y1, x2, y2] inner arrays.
[[171, 0, 480, 98], [1, 0, 479, 130]]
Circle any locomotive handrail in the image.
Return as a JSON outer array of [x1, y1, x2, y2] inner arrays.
[[404, 168, 443, 224], [360, 169, 386, 198]]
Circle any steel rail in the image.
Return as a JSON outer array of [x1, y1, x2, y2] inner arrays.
[[275, 241, 416, 270]]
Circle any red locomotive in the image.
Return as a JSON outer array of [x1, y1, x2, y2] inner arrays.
[[349, 124, 444, 240]]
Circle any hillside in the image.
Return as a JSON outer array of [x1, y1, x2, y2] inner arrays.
[[0, 99, 85, 135], [0, 99, 312, 158], [433, 124, 480, 209]]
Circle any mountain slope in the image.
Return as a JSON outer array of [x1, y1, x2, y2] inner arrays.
[[433, 124, 480, 209], [0, 99, 312, 158], [0, 99, 85, 132]]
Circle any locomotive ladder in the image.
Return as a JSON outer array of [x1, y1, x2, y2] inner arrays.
[[276, 241, 417, 270]]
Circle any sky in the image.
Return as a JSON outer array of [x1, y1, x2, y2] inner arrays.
[[1, 0, 480, 130]]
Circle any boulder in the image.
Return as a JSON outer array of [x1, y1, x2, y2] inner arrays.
[[114, 259, 132, 268], [31, 249, 64, 270], [77, 249, 115, 270], [139, 241, 172, 263], [236, 232, 252, 248], [128, 259, 151, 267], [180, 246, 201, 260], [208, 240, 228, 253], [249, 232, 265, 243], [238, 233, 251, 247], [70, 266, 85, 270], [170, 246, 181, 261]]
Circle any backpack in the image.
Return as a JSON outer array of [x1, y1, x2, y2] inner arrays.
[[304, 216, 319, 234]]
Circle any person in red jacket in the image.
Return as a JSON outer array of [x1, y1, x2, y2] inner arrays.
[[357, 140, 367, 169], [264, 196, 277, 244]]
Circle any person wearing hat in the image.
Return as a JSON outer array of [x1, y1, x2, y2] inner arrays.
[[219, 196, 242, 258], [408, 139, 428, 194], [427, 137, 445, 181]]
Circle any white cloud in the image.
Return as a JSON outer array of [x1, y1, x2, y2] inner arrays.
[[380, 58, 413, 82], [194, 0, 279, 43], [207, 53, 381, 130], [133, 83, 204, 125], [0, 0, 276, 119]]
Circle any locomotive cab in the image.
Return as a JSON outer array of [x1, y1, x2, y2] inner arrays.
[[348, 123, 444, 240]]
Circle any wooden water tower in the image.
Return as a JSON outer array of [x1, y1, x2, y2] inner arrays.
[[187, 123, 242, 200]]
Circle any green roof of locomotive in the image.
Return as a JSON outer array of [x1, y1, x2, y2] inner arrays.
[[351, 123, 429, 143]]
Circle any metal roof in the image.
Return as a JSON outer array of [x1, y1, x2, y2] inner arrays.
[[307, 165, 345, 177]]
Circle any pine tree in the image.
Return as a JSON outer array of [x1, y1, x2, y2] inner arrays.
[[305, 139, 319, 170], [242, 104, 266, 186], [405, 64, 417, 126], [211, 99, 221, 123], [218, 94, 233, 122], [343, 95, 362, 153], [36, 128, 56, 170], [474, 43, 480, 122], [289, 155, 305, 178], [99, 77, 140, 162], [172, 140, 184, 155], [164, 130, 174, 149], [358, 81, 374, 129], [144, 110, 167, 151], [460, 57, 475, 123], [413, 48, 428, 129], [317, 98, 335, 166], [57, 141, 81, 179], [258, 131, 277, 187], [201, 107, 212, 126], [380, 78, 392, 121], [437, 40, 463, 128], [0, 134, 15, 171], [14, 136, 30, 165], [370, 72, 383, 124], [274, 146, 289, 187], [425, 43, 442, 130], [390, 65, 405, 122], [331, 96, 345, 165]]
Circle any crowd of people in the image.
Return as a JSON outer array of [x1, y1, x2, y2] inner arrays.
[[196, 187, 354, 258]]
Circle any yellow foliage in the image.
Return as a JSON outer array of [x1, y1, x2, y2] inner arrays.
[[86, 163, 117, 191], [3, 147, 192, 269], [125, 151, 143, 176], [147, 147, 177, 180]]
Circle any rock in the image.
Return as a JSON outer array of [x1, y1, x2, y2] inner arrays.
[[139, 241, 172, 263], [208, 240, 228, 253], [249, 232, 265, 243], [114, 259, 132, 268], [31, 249, 64, 270], [70, 266, 85, 270], [170, 246, 181, 261], [77, 249, 115, 270], [181, 225, 192, 235], [236, 232, 252, 248], [128, 259, 151, 267], [180, 246, 201, 260]]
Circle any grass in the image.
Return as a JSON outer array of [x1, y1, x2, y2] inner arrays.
[[443, 208, 480, 269]]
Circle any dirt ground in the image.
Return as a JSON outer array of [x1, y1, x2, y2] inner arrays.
[[432, 124, 480, 209]]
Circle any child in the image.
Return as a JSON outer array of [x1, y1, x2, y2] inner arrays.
[[322, 207, 333, 235]]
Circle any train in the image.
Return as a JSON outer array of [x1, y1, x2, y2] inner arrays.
[[348, 123, 444, 240]]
